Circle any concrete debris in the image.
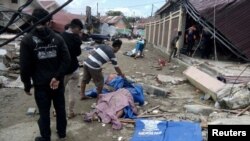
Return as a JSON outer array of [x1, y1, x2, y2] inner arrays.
[[202, 131, 208, 141], [0, 63, 7, 71], [143, 101, 148, 106], [214, 102, 221, 109], [217, 84, 250, 109], [26, 107, 36, 115], [167, 109, 179, 113], [0, 49, 7, 57], [164, 113, 201, 122], [0, 76, 9, 88], [209, 116, 250, 125], [159, 106, 168, 112], [169, 65, 179, 70], [152, 110, 160, 114], [118, 136, 123, 141], [157, 74, 186, 85], [91, 103, 96, 109], [125, 124, 134, 129], [141, 83, 171, 97], [201, 93, 211, 101], [184, 104, 214, 116], [183, 66, 225, 101], [208, 112, 229, 121], [0, 76, 24, 89]]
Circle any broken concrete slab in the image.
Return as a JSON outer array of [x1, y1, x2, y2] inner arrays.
[[156, 74, 186, 85], [184, 104, 214, 116], [209, 116, 250, 125], [141, 83, 170, 97], [183, 66, 225, 101], [217, 84, 250, 109]]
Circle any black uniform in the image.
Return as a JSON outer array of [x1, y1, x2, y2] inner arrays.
[[20, 27, 71, 140]]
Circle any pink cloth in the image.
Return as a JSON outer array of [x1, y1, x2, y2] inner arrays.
[[84, 88, 137, 129]]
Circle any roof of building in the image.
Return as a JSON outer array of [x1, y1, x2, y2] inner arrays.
[[155, 0, 250, 61], [189, 0, 250, 61], [99, 16, 124, 24], [51, 11, 85, 32], [39, 0, 56, 8]]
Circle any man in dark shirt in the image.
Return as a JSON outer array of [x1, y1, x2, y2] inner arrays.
[[168, 31, 182, 62], [20, 8, 70, 141], [61, 19, 83, 118], [200, 28, 212, 59], [186, 26, 196, 56], [80, 39, 125, 100]]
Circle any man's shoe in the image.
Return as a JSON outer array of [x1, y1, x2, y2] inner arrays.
[[57, 132, 66, 139], [35, 136, 50, 141]]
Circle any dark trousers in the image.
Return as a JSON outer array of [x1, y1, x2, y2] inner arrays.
[[34, 85, 67, 140], [186, 41, 194, 56], [169, 47, 177, 62]]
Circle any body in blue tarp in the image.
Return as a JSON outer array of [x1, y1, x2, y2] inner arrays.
[[85, 75, 145, 118]]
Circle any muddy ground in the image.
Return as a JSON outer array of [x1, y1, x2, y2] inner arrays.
[[0, 39, 214, 141]]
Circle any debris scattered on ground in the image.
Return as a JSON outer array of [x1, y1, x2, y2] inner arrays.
[[156, 74, 186, 85], [209, 116, 250, 125], [26, 107, 36, 116], [217, 84, 250, 109], [141, 83, 170, 97], [184, 104, 214, 116], [0, 76, 24, 89]]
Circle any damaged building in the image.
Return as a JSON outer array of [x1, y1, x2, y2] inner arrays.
[[145, 0, 250, 62]]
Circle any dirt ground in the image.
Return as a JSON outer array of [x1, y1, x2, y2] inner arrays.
[[0, 39, 213, 141]]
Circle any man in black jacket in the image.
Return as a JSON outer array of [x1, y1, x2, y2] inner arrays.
[[20, 8, 70, 141], [61, 19, 83, 118]]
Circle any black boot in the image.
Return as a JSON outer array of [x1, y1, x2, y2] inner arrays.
[[35, 136, 50, 141]]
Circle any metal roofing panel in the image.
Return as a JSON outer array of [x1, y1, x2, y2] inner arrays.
[[189, 0, 250, 60]]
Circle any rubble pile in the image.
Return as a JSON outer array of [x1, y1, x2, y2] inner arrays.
[[0, 35, 21, 79]]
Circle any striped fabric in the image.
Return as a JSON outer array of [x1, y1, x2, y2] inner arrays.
[[84, 45, 118, 69]]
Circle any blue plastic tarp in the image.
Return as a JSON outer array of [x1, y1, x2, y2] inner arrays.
[[131, 119, 202, 141], [85, 76, 145, 118], [86, 76, 144, 105]]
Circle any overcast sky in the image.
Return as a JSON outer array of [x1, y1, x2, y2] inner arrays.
[[55, 0, 166, 17]]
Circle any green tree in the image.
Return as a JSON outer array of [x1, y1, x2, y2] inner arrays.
[[106, 10, 124, 16]]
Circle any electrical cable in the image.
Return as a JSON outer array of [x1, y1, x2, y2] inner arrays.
[[183, 0, 249, 61], [229, 65, 250, 98], [0, 0, 33, 34], [0, 0, 73, 48]]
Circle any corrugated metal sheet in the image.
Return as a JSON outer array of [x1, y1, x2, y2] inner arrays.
[[100, 16, 123, 24], [189, 0, 250, 60]]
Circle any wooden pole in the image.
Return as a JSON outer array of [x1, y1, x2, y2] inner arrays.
[[236, 105, 250, 117], [138, 105, 160, 116]]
